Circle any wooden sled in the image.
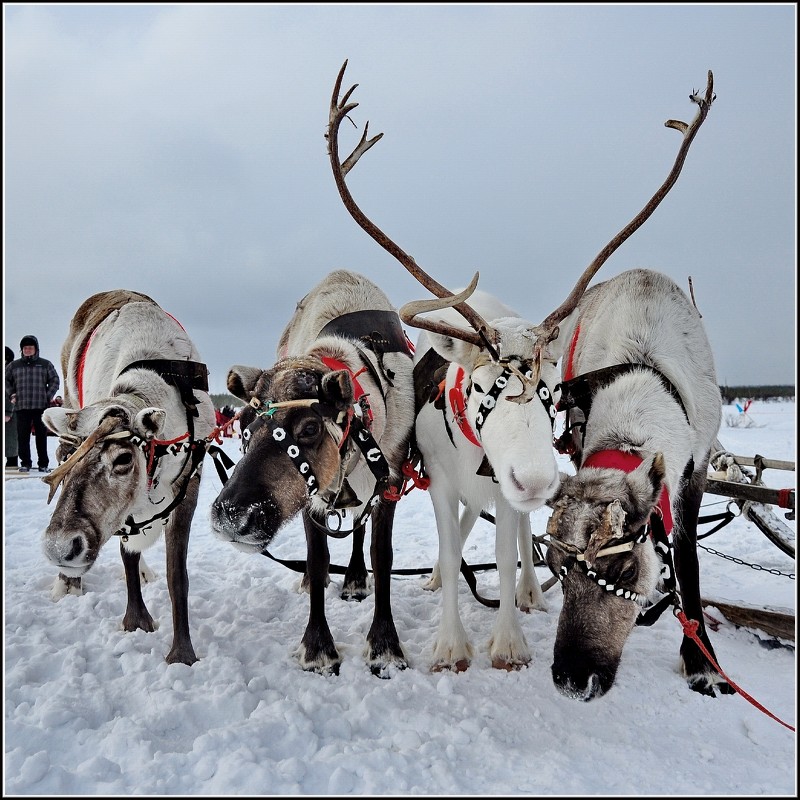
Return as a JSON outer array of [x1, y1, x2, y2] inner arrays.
[[708, 442, 795, 558]]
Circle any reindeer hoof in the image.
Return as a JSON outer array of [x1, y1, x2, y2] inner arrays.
[[431, 658, 470, 673], [491, 656, 529, 671], [341, 586, 369, 602], [166, 641, 198, 666]]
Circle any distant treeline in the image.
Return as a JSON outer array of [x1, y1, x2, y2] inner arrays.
[[212, 388, 796, 408], [210, 393, 244, 408], [719, 385, 795, 403]]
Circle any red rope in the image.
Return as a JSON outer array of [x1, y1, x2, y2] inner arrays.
[[147, 432, 190, 474], [383, 460, 431, 502], [677, 611, 795, 732], [777, 488, 793, 509]]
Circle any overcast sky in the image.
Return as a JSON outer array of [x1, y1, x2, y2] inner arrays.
[[4, 3, 796, 394]]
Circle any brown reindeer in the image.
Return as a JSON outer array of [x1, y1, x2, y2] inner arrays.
[[210, 270, 415, 677]]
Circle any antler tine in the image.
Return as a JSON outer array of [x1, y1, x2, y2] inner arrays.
[[398, 273, 486, 347], [42, 416, 119, 504], [326, 59, 499, 352], [531, 70, 716, 363]]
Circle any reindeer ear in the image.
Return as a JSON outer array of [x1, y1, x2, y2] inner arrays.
[[320, 370, 355, 410], [426, 332, 482, 371], [623, 452, 667, 530], [133, 407, 167, 441], [631, 452, 666, 507], [227, 365, 264, 401], [42, 407, 72, 435]]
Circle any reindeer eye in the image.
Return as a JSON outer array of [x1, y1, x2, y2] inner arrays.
[[112, 451, 134, 471], [297, 419, 321, 442], [472, 382, 486, 394], [617, 563, 637, 584]]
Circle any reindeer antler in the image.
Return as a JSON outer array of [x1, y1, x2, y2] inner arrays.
[[527, 71, 717, 372], [326, 60, 499, 354], [43, 416, 123, 504]]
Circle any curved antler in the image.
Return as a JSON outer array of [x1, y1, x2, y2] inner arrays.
[[43, 416, 123, 504], [526, 71, 717, 370], [326, 60, 498, 353]]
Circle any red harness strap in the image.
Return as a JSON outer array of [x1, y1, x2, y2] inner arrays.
[[321, 356, 372, 425], [76, 325, 101, 409], [583, 449, 673, 534], [563, 321, 581, 383], [448, 366, 481, 447]]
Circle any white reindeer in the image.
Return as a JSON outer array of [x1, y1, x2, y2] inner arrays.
[[409, 296, 558, 671], [326, 62, 719, 678], [544, 268, 734, 700], [41, 290, 217, 665]]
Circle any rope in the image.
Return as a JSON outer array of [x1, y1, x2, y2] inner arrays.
[[146, 431, 190, 474], [677, 611, 795, 732], [777, 488, 793, 509]]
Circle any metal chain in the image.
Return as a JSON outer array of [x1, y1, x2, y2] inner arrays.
[[698, 543, 795, 579]]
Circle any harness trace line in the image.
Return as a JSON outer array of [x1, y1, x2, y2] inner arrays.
[[677, 610, 795, 732]]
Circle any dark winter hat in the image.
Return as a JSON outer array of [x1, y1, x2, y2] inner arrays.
[[20, 335, 38, 350], [5, 346, 13, 365]]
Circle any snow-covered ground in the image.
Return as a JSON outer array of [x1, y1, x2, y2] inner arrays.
[[3, 401, 795, 795]]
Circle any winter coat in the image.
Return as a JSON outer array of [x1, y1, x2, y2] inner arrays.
[[5, 336, 60, 411], [5, 350, 18, 459]]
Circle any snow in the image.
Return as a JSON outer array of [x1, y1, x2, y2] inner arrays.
[[3, 401, 796, 795]]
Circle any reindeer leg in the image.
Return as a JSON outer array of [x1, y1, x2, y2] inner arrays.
[[120, 541, 157, 634], [366, 499, 408, 677], [674, 463, 734, 696], [424, 502, 479, 592], [51, 572, 82, 600], [341, 523, 370, 601], [163, 474, 199, 666], [515, 513, 547, 613], [297, 511, 340, 674], [488, 502, 531, 670]]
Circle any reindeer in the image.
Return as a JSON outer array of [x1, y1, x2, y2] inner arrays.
[[40, 290, 218, 665], [543, 267, 735, 701], [325, 61, 722, 683], [500, 74, 729, 699], [210, 269, 415, 677], [327, 63, 566, 671]]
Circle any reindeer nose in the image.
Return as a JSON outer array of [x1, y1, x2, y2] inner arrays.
[[65, 536, 84, 562]]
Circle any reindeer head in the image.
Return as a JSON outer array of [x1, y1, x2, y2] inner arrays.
[[417, 299, 563, 510], [210, 357, 356, 551], [40, 402, 166, 576], [544, 453, 667, 700]]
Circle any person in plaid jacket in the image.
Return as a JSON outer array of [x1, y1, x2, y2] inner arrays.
[[5, 335, 60, 473]]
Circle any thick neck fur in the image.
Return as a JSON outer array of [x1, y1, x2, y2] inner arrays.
[[556, 269, 722, 487]]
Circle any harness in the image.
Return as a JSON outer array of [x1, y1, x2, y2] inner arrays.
[[555, 319, 690, 457], [548, 325, 691, 625], [242, 389, 392, 536], [547, 510, 679, 625], [56, 354, 234, 541], [244, 310, 414, 537], [414, 354, 558, 479]]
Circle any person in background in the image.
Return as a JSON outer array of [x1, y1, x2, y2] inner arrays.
[[5, 335, 60, 473], [5, 345, 19, 468]]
